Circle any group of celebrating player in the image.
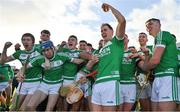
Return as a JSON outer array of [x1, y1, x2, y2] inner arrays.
[[0, 3, 180, 111]]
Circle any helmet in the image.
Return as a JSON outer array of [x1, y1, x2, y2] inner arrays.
[[41, 40, 54, 49]]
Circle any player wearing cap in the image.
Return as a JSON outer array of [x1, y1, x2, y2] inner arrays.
[[24, 40, 83, 111]]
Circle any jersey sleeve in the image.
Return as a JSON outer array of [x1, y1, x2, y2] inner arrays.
[[11, 50, 21, 59], [112, 36, 124, 47], [155, 31, 171, 48]]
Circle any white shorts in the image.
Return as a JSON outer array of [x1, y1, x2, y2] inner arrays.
[[137, 83, 152, 99], [151, 76, 180, 102], [62, 79, 74, 86], [120, 84, 136, 104], [38, 82, 62, 95], [16, 82, 40, 95], [0, 82, 9, 91], [92, 80, 121, 106]]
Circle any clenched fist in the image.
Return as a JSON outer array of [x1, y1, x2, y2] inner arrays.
[[15, 43, 21, 51], [4, 41, 12, 49], [102, 3, 110, 12]]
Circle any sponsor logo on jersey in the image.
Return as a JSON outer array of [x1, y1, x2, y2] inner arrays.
[[99, 47, 111, 57]]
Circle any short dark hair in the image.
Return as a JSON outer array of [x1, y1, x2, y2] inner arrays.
[[21, 33, 35, 44], [87, 43, 92, 47], [101, 23, 113, 31], [69, 35, 78, 41], [146, 18, 161, 24], [79, 40, 87, 44], [128, 46, 135, 49], [139, 32, 147, 37], [41, 30, 51, 36]]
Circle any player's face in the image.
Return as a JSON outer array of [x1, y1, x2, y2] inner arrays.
[[43, 48, 54, 59], [86, 45, 93, 52], [138, 34, 148, 46], [79, 42, 87, 51], [146, 21, 160, 37], [22, 36, 34, 50], [101, 25, 113, 42], [99, 39, 104, 48], [40, 33, 50, 41], [129, 47, 137, 53], [68, 37, 77, 49]]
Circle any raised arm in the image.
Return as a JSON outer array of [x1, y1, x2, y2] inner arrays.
[[102, 3, 126, 38], [0, 42, 15, 64]]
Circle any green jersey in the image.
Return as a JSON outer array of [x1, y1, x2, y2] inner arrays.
[[34, 44, 42, 53], [120, 50, 139, 84], [0, 64, 14, 82], [154, 31, 179, 77], [30, 54, 71, 84], [57, 48, 81, 80], [96, 36, 124, 83], [11, 45, 42, 82]]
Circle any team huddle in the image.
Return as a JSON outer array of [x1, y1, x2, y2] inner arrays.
[[0, 3, 180, 111]]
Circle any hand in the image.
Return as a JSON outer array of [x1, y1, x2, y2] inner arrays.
[[140, 47, 149, 56], [73, 58, 84, 64], [44, 57, 51, 70], [128, 53, 139, 59], [138, 54, 145, 61], [15, 43, 21, 51], [15, 71, 25, 82], [102, 3, 110, 12], [4, 41, 12, 49], [91, 55, 99, 63], [86, 56, 98, 70], [78, 76, 88, 84], [60, 41, 67, 47]]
